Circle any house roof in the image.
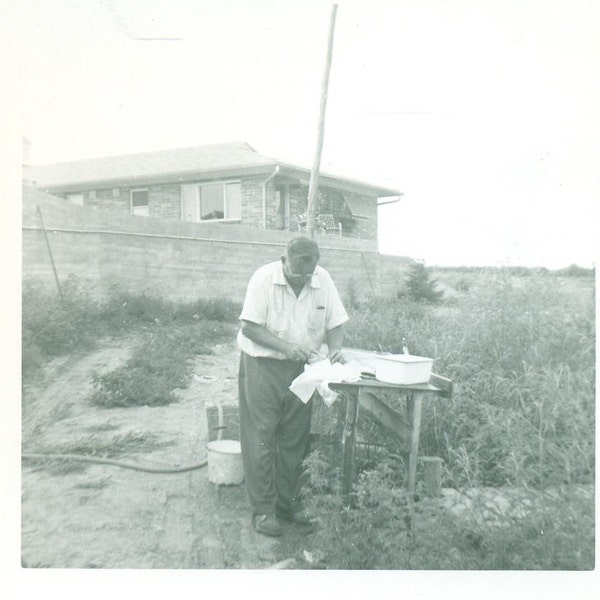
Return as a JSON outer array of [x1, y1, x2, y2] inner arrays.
[[25, 142, 401, 198]]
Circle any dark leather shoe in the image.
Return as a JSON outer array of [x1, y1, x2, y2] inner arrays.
[[252, 514, 282, 537], [276, 508, 314, 526]]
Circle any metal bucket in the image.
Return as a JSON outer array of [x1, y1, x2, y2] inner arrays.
[[206, 439, 244, 485]]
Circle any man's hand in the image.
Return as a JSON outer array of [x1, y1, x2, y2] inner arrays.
[[283, 342, 315, 362], [328, 349, 345, 364], [326, 324, 345, 364]]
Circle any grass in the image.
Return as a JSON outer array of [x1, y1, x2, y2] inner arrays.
[[74, 477, 112, 490], [29, 430, 169, 457], [342, 271, 595, 490], [302, 451, 594, 570], [22, 270, 594, 569], [303, 269, 594, 569], [24, 431, 172, 475], [22, 276, 240, 407], [22, 275, 241, 382], [89, 320, 236, 407]]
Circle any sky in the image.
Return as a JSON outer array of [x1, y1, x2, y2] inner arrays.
[[2, 0, 600, 268]]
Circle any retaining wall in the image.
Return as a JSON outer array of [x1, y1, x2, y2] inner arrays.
[[22, 186, 412, 303]]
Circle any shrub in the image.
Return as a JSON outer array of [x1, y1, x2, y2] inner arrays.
[[404, 262, 444, 303], [555, 264, 594, 277], [454, 277, 471, 292], [22, 278, 99, 379]]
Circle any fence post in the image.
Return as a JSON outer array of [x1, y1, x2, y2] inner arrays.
[[36, 205, 65, 304]]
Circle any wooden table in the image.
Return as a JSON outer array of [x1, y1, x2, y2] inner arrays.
[[329, 375, 451, 507]]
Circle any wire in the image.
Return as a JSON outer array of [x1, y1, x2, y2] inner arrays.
[[22, 453, 207, 474]]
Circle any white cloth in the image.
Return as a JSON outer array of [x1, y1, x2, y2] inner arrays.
[[289, 358, 362, 407], [237, 261, 349, 359]]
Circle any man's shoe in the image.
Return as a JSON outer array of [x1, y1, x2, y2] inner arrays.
[[252, 514, 282, 537], [276, 508, 314, 526]]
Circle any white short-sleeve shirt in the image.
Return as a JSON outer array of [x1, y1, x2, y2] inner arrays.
[[237, 261, 349, 359]]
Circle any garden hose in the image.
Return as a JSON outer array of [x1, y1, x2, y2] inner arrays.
[[22, 452, 208, 474]]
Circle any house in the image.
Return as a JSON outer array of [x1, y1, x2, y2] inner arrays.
[[25, 142, 401, 241]]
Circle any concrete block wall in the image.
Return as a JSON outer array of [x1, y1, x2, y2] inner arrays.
[[23, 186, 411, 305]]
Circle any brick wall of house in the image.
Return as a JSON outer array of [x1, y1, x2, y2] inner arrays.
[[79, 188, 130, 213], [54, 176, 379, 240], [147, 185, 181, 219], [265, 181, 282, 230], [240, 177, 264, 226], [344, 191, 378, 240], [66, 185, 183, 219]]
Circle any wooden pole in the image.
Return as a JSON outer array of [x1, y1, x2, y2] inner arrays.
[[36, 205, 65, 304], [406, 391, 423, 500], [306, 4, 337, 239]]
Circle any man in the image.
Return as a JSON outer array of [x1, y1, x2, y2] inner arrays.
[[237, 236, 349, 537]]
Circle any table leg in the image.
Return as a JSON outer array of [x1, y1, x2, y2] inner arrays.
[[406, 391, 423, 499], [340, 388, 360, 508]]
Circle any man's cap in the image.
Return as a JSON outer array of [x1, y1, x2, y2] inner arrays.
[[286, 236, 320, 260]]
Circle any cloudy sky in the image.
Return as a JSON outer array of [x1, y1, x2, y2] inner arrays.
[[3, 0, 599, 267]]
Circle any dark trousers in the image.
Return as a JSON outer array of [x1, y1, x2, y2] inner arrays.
[[238, 352, 312, 516]]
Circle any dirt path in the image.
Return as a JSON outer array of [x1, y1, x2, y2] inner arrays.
[[21, 339, 312, 569]]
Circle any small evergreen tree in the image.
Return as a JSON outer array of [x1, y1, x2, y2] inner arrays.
[[405, 262, 444, 303]]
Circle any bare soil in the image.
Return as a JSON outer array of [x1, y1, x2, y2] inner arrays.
[[21, 339, 312, 569]]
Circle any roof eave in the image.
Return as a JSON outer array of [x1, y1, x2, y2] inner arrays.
[[33, 163, 281, 193], [276, 164, 401, 198], [32, 162, 402, 198]]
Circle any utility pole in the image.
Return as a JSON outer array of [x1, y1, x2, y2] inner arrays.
[[306, 4, 337, 239]]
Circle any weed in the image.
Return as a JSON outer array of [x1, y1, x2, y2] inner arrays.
[[84, 421, 120, 433], [46, 460, 89, 476], [21, 278, 242, 381], [89, 320, 236, 407], [303, 270, 594, 569], [345, 276, 361, 309], [74, 477, 112, 490], [48, 402, 73, 422], [33, 430, 168, 457], [24, 431, 172, 475], [343, 272, 595, 490]]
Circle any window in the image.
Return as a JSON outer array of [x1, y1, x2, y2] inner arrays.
[[131, 189, 149, 216], [181, 182, 241, 222]]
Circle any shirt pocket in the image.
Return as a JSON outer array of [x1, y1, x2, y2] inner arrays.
[[307, 306, 327, 331]]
